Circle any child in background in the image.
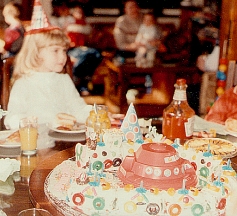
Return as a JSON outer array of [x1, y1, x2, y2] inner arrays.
[[135, 12, 163, 51], [50, 1, 74, 31], [135, 12, 163, 67], [4, 0, 92, 130], [0, 2, 25, 59], [50, 1, 102, 96], [66, 3, 92, 47]]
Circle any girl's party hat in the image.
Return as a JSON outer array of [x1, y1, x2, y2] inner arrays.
[[26, 0, 59, 35]]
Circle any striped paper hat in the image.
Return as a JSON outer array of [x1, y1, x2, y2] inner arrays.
[[26, 0, 59, 35]]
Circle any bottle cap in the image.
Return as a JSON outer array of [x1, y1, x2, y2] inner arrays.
[[176, 79, 186, 86]]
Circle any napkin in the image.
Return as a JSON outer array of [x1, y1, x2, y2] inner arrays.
[[0, 158, 20, 182], [194, 115, 226, 135], [0, 158, 20, 196]]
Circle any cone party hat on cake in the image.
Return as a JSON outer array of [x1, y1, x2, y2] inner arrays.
[[120, 103, 143, 142], [26, 0, 59, 35]]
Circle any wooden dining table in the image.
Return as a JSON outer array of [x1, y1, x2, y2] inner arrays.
[[0, 128, 85, 216], [1, 120, 237, 215]]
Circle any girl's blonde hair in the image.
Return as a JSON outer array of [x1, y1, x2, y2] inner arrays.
[[11, 29, 69, 86]]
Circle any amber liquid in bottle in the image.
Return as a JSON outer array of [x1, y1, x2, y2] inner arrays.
[[162, 79, 195, 144]]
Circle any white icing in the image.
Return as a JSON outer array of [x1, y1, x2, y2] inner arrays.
[[44, 129, 237, 216]]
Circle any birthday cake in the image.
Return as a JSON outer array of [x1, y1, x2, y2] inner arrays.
[[45, 140, 237, 216], [44, 104, 237, 215]]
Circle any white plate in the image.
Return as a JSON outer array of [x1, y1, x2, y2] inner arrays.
[[47, 123, 86, 134], [48, 131, 86, 142], [225, 128, 237, 137], [0, 130, 20, 148]]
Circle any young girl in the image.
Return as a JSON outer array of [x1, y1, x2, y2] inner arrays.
[[0, 2, 25, 59], [4, 28, 92, 129]]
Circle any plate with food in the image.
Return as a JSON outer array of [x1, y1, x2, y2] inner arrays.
[[185, 138, 237, 158], [48, 113, 86, 134], [0, 130, 21, 148]]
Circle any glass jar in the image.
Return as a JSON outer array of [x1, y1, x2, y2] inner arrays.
[[85, 105, 111, 150], [162, 79, 195, 144]]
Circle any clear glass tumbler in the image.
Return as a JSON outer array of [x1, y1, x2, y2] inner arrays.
[[19, 117, 38, 155]]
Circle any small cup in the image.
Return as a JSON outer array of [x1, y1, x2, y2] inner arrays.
[[18, 208, 52, 216], [19, 117, 38, 155]]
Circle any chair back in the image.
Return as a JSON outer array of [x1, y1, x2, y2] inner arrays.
[[0, 56, 73, 111], [1, 57, 14, 110]]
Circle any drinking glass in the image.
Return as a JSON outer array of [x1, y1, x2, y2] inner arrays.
[[18, 208, 52, 216], [20, 154, 37, 183], [19, 117, 38, 155]]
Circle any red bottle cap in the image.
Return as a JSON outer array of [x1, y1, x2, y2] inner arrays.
[[176, 79, 186, 85]]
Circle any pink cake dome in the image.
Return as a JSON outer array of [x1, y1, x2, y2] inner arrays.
[[117, 143, 198, 190]]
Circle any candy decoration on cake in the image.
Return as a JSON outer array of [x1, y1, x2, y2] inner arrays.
[[26, 0, 60, 35], [215, 39, 228, 100], [120, 103, 143, 143], [75, 143, 87, 167]]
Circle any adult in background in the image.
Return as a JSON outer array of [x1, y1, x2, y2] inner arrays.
[[113, 0, 143, 58]]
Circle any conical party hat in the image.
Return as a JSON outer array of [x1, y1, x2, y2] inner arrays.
[[120, 103, 143, 142], [26, 0, 59, 35]]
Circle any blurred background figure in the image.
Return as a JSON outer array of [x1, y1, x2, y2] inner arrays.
[[49, 0, 102, 96], [196, 40, 220, 73], [113, 0, 143, 58], [135, 12, 163, 51], [66, 2, 92, 48], [205, 86, 237, 125], [135, 12, 163, 67], [50, 0, 74, 31], [0, 1, 25, 59]]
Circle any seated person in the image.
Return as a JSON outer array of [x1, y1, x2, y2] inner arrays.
[[134, 12, 163, 67], [113, 0, 143, 58], [205, 86, 237, 125], [0, 2, 25, 59], [49, 1, 74, 31], [4, 2, 92, 130], [66, 2, 92, 48], [49, 1, 102, 96], [135, 12, 163, 51]]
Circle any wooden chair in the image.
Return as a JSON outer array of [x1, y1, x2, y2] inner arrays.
[[0, 56, 73, 111], [1, 57, 14, 111]]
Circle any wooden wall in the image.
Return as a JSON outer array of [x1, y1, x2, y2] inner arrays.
[[219, 0, 237, 60]]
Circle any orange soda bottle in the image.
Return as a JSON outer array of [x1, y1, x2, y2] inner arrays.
[[162, 79, 195, 144]]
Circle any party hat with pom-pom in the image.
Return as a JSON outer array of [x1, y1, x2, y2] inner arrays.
[[26, 0, 59, 34]]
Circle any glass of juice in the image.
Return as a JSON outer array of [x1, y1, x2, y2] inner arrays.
[[19, 117, 38, 155]]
